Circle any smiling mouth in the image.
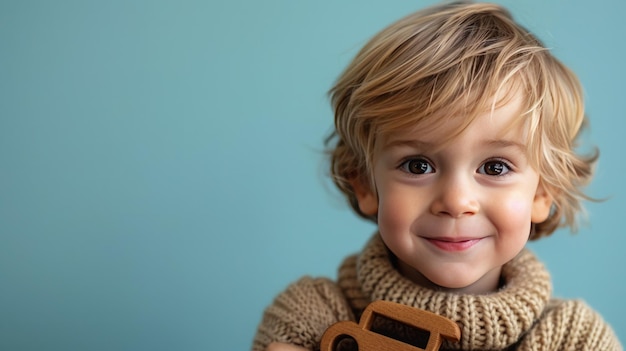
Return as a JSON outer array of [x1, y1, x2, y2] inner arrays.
[[425, 238, 482, 252]]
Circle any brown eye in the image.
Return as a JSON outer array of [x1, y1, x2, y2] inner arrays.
[[479, 161, 509, 176], [402, 158, 434, 174]]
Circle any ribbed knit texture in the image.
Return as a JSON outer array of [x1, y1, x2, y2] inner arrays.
[[253, 234, 622, 351]]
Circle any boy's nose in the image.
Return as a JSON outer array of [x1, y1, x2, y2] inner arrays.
[[429, 176, 480, 218]]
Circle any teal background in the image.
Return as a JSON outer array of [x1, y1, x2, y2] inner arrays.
[[1, 0, 624, 349]]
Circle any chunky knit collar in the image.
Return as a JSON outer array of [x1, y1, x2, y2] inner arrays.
[[342, 234, 552, 350]]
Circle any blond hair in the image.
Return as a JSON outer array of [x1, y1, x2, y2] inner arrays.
[[326, 1, 597, 239]]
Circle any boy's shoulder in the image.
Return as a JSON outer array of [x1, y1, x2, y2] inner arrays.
[[283, 275, 352, 314], [253, 276, 354, 350], [522, 298, 622, 350]]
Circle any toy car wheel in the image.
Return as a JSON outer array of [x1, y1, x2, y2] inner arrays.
[[333, 334, 358, 351]]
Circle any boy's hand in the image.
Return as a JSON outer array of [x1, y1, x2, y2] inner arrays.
[[266, 342, 308, 351]]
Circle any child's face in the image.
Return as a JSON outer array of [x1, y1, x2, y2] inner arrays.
[[354, 93, 552, 294]]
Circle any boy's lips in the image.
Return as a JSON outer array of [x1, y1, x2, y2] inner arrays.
[[424, 237, 482, 252]]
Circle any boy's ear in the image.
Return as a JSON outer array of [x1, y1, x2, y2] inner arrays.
[[350, 178, 378, 216], [531, 182, 553, 223]]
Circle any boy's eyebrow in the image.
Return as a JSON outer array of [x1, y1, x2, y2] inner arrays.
[[382, 139, 436, 149], [483, 139, 527, 151], [382, 139, 527, 150]]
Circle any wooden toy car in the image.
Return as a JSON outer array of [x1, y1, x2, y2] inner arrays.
[[320, 300, 460, 351]]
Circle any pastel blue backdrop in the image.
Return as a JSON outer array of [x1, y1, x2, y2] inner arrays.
[[1, 1, 624, 350]]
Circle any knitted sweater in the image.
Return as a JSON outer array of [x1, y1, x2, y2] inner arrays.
[[253, 234, 622, 351]]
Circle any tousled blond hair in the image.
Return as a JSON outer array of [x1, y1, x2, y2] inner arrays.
[[326, 1, 597, 239]]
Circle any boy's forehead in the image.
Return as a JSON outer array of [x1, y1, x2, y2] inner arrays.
[[378, 92, 529, 149]]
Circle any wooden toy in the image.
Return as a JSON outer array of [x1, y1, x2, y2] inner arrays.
[[320, 300, 460, 351]]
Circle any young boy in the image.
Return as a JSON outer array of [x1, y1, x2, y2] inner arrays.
[[253, 2, 622, 350]]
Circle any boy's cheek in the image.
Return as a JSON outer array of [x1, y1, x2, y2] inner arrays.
[[377, 195, 415, 231], [502, 198, 533, 218]]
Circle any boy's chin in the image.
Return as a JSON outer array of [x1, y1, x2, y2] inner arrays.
[[423, 270, 502, 295]]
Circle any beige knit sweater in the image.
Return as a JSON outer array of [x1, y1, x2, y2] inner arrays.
[[253, 234, 622, 351]]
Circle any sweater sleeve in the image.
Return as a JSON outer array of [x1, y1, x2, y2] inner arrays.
[[519, 299, 622, 351], [252, 276, 355, 351]]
